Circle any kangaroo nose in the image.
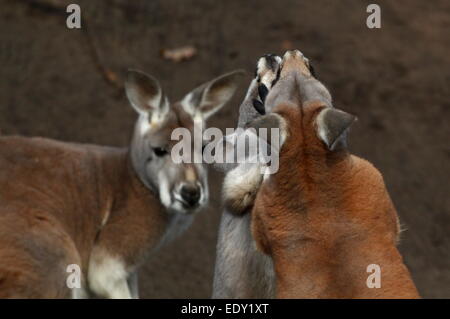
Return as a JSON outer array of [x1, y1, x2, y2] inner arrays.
[[180, 184, 201, 208]]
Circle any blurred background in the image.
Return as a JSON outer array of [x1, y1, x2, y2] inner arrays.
[[0, 0, 448, 298]]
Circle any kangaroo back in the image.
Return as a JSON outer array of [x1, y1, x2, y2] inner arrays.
[[249, 50, 419, 298]]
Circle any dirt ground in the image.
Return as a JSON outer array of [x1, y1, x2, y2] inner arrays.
[[0, 0, 448, 298]]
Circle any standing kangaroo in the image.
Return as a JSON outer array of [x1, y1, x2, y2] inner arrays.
[[0, 69, 243, 298], [214, 51, 418, 298], [213, 55, 286, 298], [251, 50, 419, 298]]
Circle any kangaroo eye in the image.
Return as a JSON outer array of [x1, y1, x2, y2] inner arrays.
[[153, 147, 168, 157]]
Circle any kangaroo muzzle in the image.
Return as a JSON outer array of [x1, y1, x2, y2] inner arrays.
[[179, 183, 201, 208]]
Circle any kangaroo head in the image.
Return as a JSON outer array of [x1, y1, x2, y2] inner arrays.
[[125, 69, 243, 213], [248, 50, 355, 156]]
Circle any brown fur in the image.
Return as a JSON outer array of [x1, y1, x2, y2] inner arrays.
[[0, 137, 166, 298], [251, 102, 419, 298], [0, 69, 242, 298]]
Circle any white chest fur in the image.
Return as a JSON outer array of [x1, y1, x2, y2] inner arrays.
[[87, 212, 194, 299]]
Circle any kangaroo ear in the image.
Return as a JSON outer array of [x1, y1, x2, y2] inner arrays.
[[125, 69, 169, 119], [316, 107, 356, 151], [181, 70, 245, 121], [244, 113, 287, 149]]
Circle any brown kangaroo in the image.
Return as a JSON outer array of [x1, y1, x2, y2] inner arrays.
[[0, 69, 243, 298], [249, 50, 419, 298]]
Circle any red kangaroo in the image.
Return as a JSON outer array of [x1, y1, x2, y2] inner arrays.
[[0, 69, 243, 298], [250, 50, 419, 298]]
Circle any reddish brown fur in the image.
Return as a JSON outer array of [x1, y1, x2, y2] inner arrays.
[[0, 137, 167, 298], [251, 102, 419, 298]]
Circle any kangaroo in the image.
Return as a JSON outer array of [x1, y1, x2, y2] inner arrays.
[[213, 53, 322, 298], [214, 50, 418, 298], [212, 55, 286, 298], [248, 50, 419, 298], [0, 69, 243, 298]]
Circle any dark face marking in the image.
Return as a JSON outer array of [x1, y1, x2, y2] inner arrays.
[[258, 84, 269, 103], [309, 62, 316, 78], [271, 67, 281, 87], [252, 99, 265, 115], [263, 54, 279, 71]]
